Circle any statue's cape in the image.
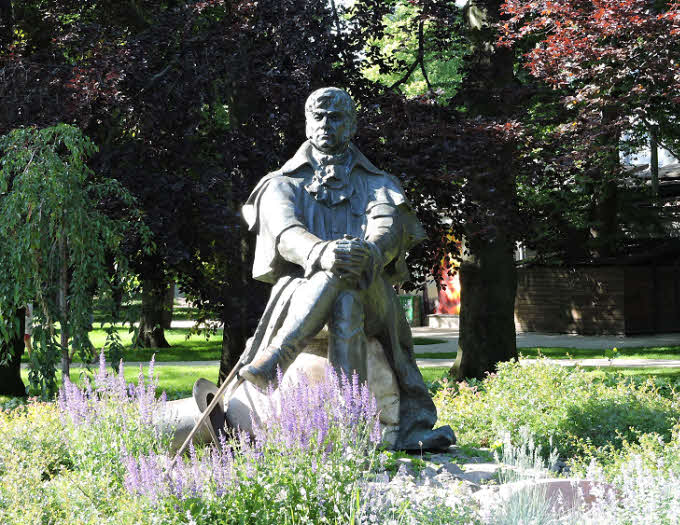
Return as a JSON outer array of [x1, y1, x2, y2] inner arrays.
[[242, 141, 426, 284]]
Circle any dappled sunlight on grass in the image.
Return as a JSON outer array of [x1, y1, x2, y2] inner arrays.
[[519, 346, 680, 360], [21, 327, 223, 364], [20, 364, 219, 400], [420, 366, 449, 383], [416, 346, 680, 361]]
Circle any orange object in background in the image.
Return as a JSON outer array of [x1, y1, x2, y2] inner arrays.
[[436, 268, 461, 315]]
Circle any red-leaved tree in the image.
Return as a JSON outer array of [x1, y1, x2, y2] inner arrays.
[[500, 0, 680, 256]]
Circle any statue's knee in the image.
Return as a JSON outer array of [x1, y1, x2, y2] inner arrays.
[[309, 270, 342, 288]]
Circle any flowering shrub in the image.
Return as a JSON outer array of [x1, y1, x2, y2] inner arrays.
[[58, 352, 170, 475], [2, 352, 680, 523], [434, 359, 679, 465], [0, 354, 393, 523], [0, 352, 167, 524], [582, 449, 680, 524], [122, 366, 384, 523]]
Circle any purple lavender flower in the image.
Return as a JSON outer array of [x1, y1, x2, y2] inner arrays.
[[123, 454, 142, 494], [148, 353, 156, 383], [119, 361, 381, 504]]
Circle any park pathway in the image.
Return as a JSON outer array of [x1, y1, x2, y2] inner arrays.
[[410, 327, 680, 368], [105, 326, 680, 370], [111, 357, 680, 369]]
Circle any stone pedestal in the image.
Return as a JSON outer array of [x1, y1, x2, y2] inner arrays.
[[155, 332, 402, 449]]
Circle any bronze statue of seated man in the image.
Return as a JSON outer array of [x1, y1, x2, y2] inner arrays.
[[237, 87, 454, 451]]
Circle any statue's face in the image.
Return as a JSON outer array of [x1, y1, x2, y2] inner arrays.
[[305, 101, 353, 155]]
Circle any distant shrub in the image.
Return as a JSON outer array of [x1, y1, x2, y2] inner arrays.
[[434, 360, 680, 464]]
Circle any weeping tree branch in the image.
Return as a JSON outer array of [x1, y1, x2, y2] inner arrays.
[[417, 15, 434, 95], [390, 18, 427, 92]]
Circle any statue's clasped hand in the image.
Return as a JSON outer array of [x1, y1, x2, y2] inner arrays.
[[320, 235, 372, 284]]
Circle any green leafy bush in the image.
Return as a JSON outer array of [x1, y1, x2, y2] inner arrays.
[[434, 360, 679, 464]]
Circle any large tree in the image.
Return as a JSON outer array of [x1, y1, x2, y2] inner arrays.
[[351, 0, 522, 379], [444, 0, 520, 379], [2, 0, 546, 384]]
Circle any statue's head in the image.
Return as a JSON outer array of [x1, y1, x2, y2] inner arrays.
[[305, 87, 357, 155]]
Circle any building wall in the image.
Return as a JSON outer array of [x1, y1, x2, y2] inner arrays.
[[624, 265, 680, 334], [514, 266, 626, 335], [515, 265, 680, 335]]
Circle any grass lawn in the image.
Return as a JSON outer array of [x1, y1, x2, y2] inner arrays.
[[19, 364, 219, 400], [420, 366, 449, 383], [411, 337, 447, 345], [21, 327, 223, 364], [415, 346, 680, 360], [519, 346, 680, 360], [21, 325, 448, 365], [92, 304, 201, 323], [12, 365, 450, 401], [7, 363, 679, 406]]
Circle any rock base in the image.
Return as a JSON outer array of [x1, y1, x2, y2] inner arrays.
[[226, 335, 401, 446]]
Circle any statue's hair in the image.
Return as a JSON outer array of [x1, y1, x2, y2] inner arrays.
[[304, 87, 357, 127]]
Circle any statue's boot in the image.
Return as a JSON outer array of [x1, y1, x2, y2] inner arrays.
[[239, 271, 343, 389], [238, 344, 297, 390]]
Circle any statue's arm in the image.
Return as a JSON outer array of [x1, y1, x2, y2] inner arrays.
[[278, 227, 328, 276], [363, 174, 426, 275], [364, 204, 402, 268], [257, 178, 328, 276]]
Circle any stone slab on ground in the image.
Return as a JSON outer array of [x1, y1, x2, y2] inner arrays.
[[369, 448, 616, 521], [474, 478, 617, 517]]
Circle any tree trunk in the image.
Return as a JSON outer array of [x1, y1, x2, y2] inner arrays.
[[589, 179, 618, 259], [218, 321, 245, 385], [106, 253, 124, 320], [0, 308, 26, 397], [451, 235, 517, 380], [450, 0, 519, 379], [60, 238, 71, 382], [650, 125, 659, 199], [218, 235, 250, 385], [588, 106, 620, 259], [161, 282, 175, 329], [137, 276, 171, 348]]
